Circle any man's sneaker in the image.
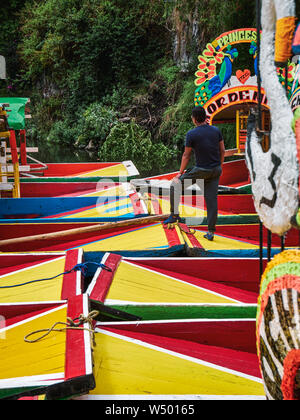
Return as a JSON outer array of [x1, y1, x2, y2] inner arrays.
[[204, 232, 214, 241], [163, 215, 182, 225]]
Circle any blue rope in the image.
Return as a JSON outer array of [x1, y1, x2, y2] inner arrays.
[[0, 262, 112, 289]]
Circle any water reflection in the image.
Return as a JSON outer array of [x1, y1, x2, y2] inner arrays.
[[27, 138, 99, 163], [26, 137, 182, 178]]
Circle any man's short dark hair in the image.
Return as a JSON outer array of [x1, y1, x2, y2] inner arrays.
[[192, 107, 207, 123]]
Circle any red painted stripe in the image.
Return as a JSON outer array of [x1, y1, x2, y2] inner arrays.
[[148, 193, 162, 215], [61, 250, 82, 300], [163, 223, 181, 247], [178, 223, 203, 249], [0, 303, 63, 327], [65, 295, 88, 380], [126, 263, 257, 303], [103, 320, 257, 353], [130, 193, 146, 215], [30, 162, 119, 177], [89, 254, 122, 302], [0, 254, 61, 276], [102, 323, 260, 378]]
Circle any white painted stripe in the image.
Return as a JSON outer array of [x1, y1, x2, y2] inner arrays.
[[104, 299, 257, 307], [86, 252, 110, 296], [75, 394, 266, 401], [96, 318, 255, 326], [0, 256, 66, 280], [76, 249, 83, 296], [0, 373, 64, 389], [82, 294, 93, 376], [0, 304, 67, 334]]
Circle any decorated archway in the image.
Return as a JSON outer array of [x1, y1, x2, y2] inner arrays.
[[194, 28, 297, 154]]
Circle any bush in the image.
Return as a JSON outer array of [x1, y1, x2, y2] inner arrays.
[[99, 121, 175, 174], [75, 103, 118, 148]]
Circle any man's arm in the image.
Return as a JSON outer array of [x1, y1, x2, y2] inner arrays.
[[173, 147, 192, 182], [179, 147, 193, 174], [219, 140, 225, 166]]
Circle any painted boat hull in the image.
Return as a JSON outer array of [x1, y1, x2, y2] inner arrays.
[[0, 295, 94, 400], [0, 250, 83, 304], [0, 194, 148, 222], [19, 161, 139, 182], [184, 223, 300, 258], [0, 221, 186, 257], [134, 159, 251, 194], [86, 253, 264, 320], [76, 318, 265, 400]]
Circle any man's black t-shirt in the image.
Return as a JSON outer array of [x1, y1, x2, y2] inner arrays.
[[185, 125, 223, 170]]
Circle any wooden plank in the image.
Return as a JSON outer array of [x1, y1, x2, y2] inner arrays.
[[0, 215, 169, 250]]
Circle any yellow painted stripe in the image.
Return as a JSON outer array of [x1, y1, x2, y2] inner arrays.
[[106, 262, 237, 304], [82, 224, 172, 252], [0, 307, 67, 380], [186, 231, 259, 251], [63, 198, 133, 219], [77, 164, 129, 178], [157, 197, 206, 218], [0, 257, 66, 303], [81, 185, 131, 198], [91, 331, 265, 396]]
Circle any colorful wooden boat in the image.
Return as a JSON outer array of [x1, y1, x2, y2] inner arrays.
[[0, 294, 95, 400], [0, 220, 186, 257], [0, 190, 148, 222], [10, 181, 131, 198], [0, 250, 83, 304], [76, 318, 265, 400], [19, 161, 139, 182], [142, 192, 258, 225], [86, 253, 263, 320], [183, 223, 300, 257], [133, 159, 251, 194]]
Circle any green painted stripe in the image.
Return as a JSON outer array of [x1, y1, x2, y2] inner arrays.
[[0, 385, 43, 400], [110, 304, 257, 321], [184, 214, 259, 226]]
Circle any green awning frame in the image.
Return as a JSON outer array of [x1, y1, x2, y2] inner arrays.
[[0, 97, 29, 130]]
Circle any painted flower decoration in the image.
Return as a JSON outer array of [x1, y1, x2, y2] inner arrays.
[[195, 69, 215, 85], [203, 43, 224, 64], [197, 56, 216, 74]]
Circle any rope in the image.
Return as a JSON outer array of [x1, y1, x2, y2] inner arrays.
[[164, 220, 196, 235], [0, 261, 112, 289], [24, 310, 100, 346]]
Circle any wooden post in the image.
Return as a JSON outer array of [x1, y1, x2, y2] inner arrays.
[[9, 130, 18, 164], [8, 130, 20, 198], [20, 130, 27, 165]]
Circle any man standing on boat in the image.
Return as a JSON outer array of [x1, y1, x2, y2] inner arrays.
[[164, 106, 225, 241]]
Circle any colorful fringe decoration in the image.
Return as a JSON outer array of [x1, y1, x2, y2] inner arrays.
[[291, 108, 300, 198], [275, 16, 297, 65], [282, 350, 300, 400], [257, 250, 300, 400]]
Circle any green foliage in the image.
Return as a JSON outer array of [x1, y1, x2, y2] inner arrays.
[[99, 121, 175, 174], [18, 0, 169, 112], [75, 103, 118, 147], [159, 79, 195, 151]]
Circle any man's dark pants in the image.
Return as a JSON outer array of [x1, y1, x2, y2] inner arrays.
[[170, 165, 222, 233]]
